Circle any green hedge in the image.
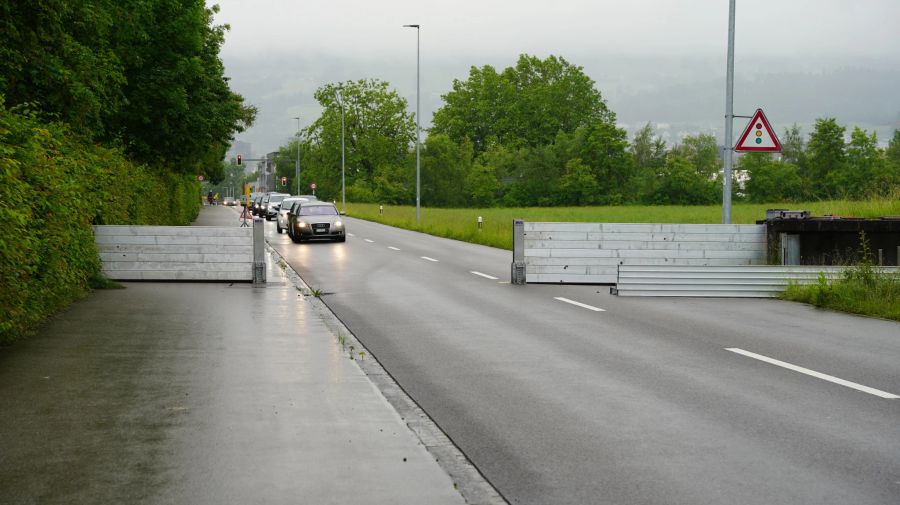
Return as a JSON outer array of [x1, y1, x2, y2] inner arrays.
[[0, 103, 199, 344]]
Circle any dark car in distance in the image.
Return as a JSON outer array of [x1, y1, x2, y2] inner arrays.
[[287, 202, 345, 243]]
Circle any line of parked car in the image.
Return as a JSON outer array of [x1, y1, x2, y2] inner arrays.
[[244, 192, 346, 243]]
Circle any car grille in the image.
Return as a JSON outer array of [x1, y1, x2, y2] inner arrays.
[[312, 223, 330, 233]]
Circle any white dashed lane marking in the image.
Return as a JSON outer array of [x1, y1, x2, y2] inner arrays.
[[388, 246, 401, 251], [554, 297, 605, 312], [470, 271, 499, 280], [726, 348, 899, 399], [364, 239, 374, 243], [421, 256, 439, 262]]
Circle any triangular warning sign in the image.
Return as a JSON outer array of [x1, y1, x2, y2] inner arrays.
[[735, 108, 782, 152]]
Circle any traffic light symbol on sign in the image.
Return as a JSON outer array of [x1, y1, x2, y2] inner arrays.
[[735, 109, 782, 152], [237, 154, 242, 165], [281, 177, 287, 185]]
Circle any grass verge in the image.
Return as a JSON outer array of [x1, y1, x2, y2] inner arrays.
[[782, 270, 900, 321], [781, 235, 900, 321], [345, 198, 900, 250]]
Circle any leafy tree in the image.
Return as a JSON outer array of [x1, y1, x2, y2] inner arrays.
[[0, 1, 256, 177], [553, 124, 633, 205], [804, 118, 846, 197], [432, 54, 614, 155], [300, 79, 415, 201], [887, 130, 900, 167], [421, 134, 472, 207], [464, 162, 501, 207], [833, 128, 895, 198], [0, 0, 126, 137], [373, 161, 413, 204], [501, 144, 560, 207], [556, 158, 600, 205], [651, 154, 719, 205], [741, 152, 803, 202], [672, 134, 720, 178], [780, 124, 806, 167], [110, 2, 256, 176], [629, 123, 667, 203]]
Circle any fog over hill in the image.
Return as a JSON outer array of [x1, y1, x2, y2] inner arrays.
[[222, 52, 900, 156]]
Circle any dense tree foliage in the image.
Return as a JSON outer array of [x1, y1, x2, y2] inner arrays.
[[0, 1, 255, 177], [1, 2, 254, 341], [266, 54, 898, 209], [272, 79, 415, 204], [431, 55, 614, 155]]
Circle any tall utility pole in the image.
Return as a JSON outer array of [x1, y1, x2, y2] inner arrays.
[[722, 0, 736, 224], [335, 85, 346, 212], [293, 116, 301, 195], [403, 24, 421, 224]]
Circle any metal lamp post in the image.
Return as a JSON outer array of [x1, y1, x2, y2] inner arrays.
[[403, 23, 421, 224], [293, 116, 301, 195], [722, 0, 736, 224], [335, 86, 346, 212]]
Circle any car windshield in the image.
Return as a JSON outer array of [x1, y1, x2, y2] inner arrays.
[[280, 199, 303, 210], [269, 195, 286, 204], [299, 205, 338, 217]]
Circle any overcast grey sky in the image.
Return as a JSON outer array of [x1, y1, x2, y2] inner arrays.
[[211, 0, 900, 156]]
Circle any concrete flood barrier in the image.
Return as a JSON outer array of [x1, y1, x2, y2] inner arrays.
[[513, 222, 767, 284], [93, 225, 254, 281]]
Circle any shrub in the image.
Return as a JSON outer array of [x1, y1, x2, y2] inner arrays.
[[0, 101, 198, 343]]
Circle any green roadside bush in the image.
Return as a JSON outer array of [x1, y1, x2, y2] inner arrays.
[[0, 102, 199, 344], [781, 235, 900, 321]]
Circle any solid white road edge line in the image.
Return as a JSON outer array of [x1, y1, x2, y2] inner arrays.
[[421, 256, 439, 262], [364, 239, 375, 243], [726, 348, 899, 399], [388, 246, 401, 251], [553, 297, 605, 312], [470, 271, 499, 280]]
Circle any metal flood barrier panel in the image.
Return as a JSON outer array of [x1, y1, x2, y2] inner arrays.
[[93, 225, 254, 281], [613, 264, 900, 297], [518, 222, 767, 284]]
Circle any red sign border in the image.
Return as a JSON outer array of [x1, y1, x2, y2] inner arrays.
[[734, 108, 782, 152]]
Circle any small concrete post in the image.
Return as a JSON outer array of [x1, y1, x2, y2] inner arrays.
[[379, 205, 384, 215], [511, 219, 526, 284], [253, 218, 266, 284], [477, 216, 483, 230]]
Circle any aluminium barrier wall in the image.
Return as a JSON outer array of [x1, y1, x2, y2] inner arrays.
[[517, 222, 767, 284], [613, 264, 900, 297], [93, 225, 254, 281]]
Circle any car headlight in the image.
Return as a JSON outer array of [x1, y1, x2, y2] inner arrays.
[[297, 221, 307, 228], [334, 220, 343, 227]]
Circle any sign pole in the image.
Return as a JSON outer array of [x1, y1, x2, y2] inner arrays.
[[722, 0, 736, 224]]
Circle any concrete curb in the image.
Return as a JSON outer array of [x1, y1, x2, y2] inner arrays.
[[266, 243, 508, 505]]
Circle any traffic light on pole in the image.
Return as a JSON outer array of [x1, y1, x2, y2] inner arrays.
[[237, 154, 242, 165]]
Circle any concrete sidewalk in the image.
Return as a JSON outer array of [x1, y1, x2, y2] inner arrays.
[[0, 206, 473, 505]]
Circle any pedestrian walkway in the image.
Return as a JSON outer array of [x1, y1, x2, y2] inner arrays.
[[0, 206, 466, 505]]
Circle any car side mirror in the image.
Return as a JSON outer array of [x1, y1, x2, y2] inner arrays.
[[339, 211, 346, 215]]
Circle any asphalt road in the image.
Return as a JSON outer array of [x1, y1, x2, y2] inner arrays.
[[268, 215, 900, 505]]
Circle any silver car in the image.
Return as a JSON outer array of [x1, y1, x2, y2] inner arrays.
[[288, 202, 346, 243], [276, 197, 310, 233]]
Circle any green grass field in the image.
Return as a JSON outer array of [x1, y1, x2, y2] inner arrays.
[[344, 198, 900, 250]]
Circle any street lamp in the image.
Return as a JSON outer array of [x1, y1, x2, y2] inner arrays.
[[722, 0, 736, 224], [293, 116, 301, 195], [335, 85, 346, 212], [403, 23, 421, 224]]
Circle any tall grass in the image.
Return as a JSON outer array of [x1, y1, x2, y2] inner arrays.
[[781, 233, 900, 321], [345, 197, 900, 250]]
